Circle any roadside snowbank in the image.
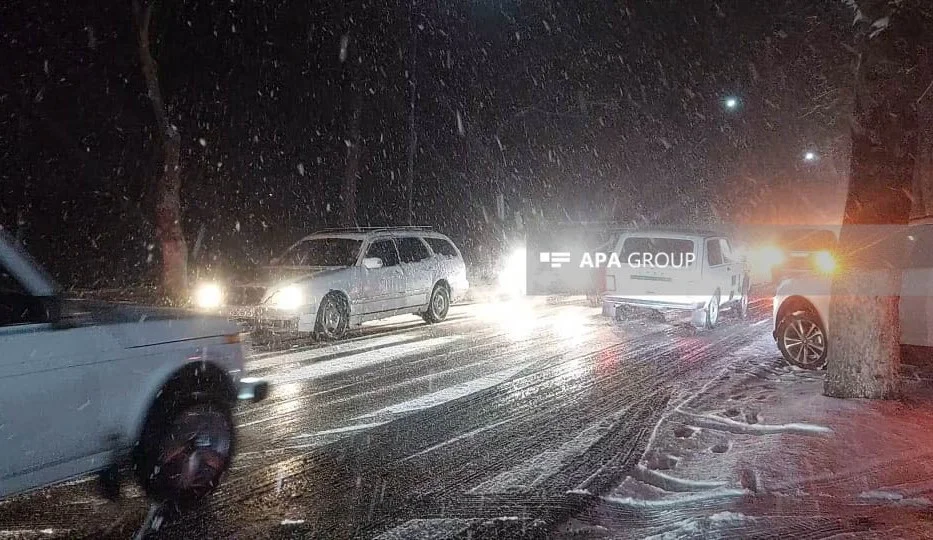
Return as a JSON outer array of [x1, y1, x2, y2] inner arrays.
[[557, 333, 933, 538]]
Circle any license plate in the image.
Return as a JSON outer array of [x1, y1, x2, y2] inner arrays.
[[227, 306, 256, 318]]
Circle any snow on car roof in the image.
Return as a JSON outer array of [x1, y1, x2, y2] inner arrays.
[[299, 228, 454, 242], [619, 228, 722, 239]]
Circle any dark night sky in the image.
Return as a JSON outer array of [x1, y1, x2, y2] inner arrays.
[[0, 0, 854, 288]]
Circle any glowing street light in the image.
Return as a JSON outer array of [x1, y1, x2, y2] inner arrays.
[[724, 96, 739, 110], [803, 151, 818, 162]]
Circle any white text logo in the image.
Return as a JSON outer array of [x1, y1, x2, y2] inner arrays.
[[539, 252, 572, 268]]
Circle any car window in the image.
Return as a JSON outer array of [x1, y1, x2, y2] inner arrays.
[[0, 266, 44, 327], [620, 237, 695, 258], [425, 237, 458, 258], [397, 237, 431, 263], [719, 239, 734, 264], [366, 239, 400, 267], [0, 268, 25, 295], [706, 239, 723, 266]]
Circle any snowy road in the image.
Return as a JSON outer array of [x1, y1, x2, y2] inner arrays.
[[0, 296, 773, 539]]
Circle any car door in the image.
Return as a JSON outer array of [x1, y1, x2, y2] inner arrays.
[[396, 236, 434, 309], [0, 272, 115, 497], [704, 238, 731, 305], [719, 238, 743, 303], [359, 238, 406, 314]]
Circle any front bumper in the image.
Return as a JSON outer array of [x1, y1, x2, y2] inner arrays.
[[221, 303, 318, 332], [238, 377, 270, 403]]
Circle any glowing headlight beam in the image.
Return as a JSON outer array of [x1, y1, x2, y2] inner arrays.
[[270, 285, 304, 310], [813, 250, 837, 274], [757, 245, 786, 268], [194, 282, 224, 309], [497, 247, 527, 298]]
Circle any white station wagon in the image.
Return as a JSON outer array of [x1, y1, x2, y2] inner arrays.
[[200, 227, 469, 340], [0, 231, 268, 503]]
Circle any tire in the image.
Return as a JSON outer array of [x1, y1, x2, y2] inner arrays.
[[705, 291, 721, 329], [423, 283, 450, 323], [777, 311, 827, 370], [135, 397, 234, 506], [735, 280, 750, 319], [315, 292, 350, 340]]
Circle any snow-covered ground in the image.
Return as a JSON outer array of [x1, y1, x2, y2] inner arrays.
[[559, 334, 933, 539]]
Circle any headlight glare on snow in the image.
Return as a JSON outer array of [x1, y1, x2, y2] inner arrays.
[[194, 282, 224, 309], [497, 247, 527, 297]]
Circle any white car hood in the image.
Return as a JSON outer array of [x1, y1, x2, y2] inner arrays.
[[239, 265, 347, 288], [77, 302, 240, 349]]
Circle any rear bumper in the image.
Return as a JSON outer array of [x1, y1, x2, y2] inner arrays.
[[238, 377, 270, 403], [602, 295, 707, 312]]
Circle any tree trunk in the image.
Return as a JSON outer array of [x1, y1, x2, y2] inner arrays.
[[133, 0, 187, 303], [824, 2, 930, 399], [406, 0, 419, 225], [342, 98, 360, 228]]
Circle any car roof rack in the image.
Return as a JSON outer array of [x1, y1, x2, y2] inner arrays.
[[310, 226, 434, 234]]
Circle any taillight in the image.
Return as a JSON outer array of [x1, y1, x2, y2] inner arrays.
[[225, 333, 246, 344]]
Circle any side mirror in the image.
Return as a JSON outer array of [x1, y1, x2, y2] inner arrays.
[[362, 257, 384, 269]]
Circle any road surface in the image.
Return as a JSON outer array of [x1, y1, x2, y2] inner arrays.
[[0, 295, 773, 539]]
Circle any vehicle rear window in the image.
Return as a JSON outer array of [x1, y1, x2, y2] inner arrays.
[[397, 237, 431, 263], [777, 230, 836, 251], [620, 237, 696, 259], [425, 237, 458, 257]]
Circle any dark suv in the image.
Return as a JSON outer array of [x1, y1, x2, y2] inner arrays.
[[770, 228, 838, 283]]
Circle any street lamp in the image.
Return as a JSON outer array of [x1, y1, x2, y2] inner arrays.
[[803, 151, 817, 162], [724, 96, 739, 110]]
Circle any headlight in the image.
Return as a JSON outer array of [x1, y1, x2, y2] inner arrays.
[[813, 250, 837, 274], [269, 285, 304, 310], [497, 247, 527, 297], [194, 282, 224, 309]]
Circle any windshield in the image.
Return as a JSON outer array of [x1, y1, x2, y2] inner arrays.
[[777, 230, 837, 251], [275, 238, 362, 267]]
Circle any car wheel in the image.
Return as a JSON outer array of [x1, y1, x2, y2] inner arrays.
[[315, 292, 350, 340], [705, 291, 721, 329], [777, 311, 827, 370], [135, 398, 234, 506], [423, 283, 450, 323], [736, 282, 750, 319]]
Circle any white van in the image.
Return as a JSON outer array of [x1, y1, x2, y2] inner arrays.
[[602, 229, 751, 328]]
